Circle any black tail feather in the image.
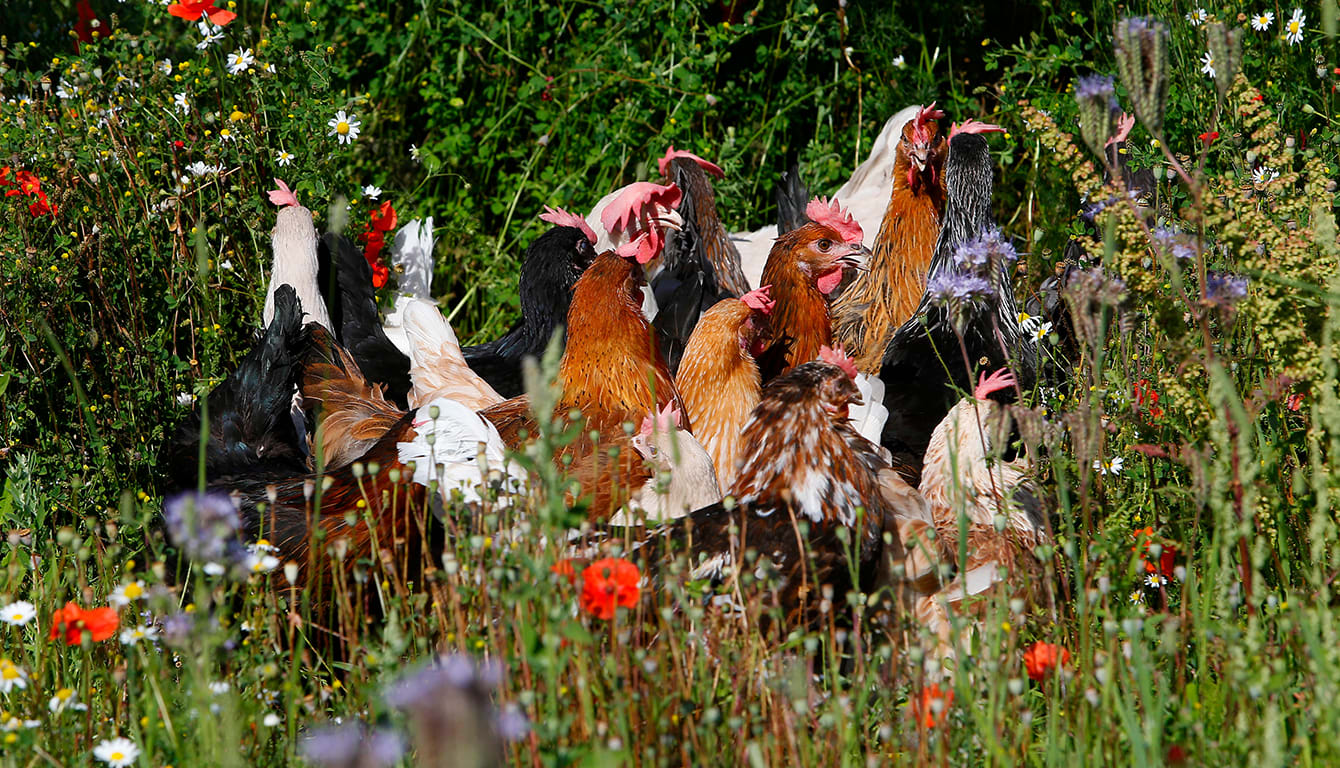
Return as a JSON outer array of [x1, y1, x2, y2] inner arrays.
[[160, 285, 309, 490], [324, 232, 412, 409], [774, 164, 810, 235]]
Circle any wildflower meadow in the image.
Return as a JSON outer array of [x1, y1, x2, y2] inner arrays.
[[1, 0, 1340, 765]]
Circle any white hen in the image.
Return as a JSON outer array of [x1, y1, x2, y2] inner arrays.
[[732, 105, 923, 289], [263, 180, 333, 331]]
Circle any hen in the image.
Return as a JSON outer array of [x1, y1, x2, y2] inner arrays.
[[262, 180, 332, 332], [831, 104, 949, 372], [324, 230, 414, 409], [608, 405, 722, 526], [878, 125, 1033, 481], [674, 286, 774, 490], [913, 369, 1049, 672], [632, 360, 918, 633], [381, 217, 437, 358], [461, 216, 598, 399], [400, 299, 502, 411], [759, 198, 868, 373]]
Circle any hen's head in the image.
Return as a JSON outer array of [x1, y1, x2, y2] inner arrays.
[[898, 103, 949, 192], [779, 361, 863, 423], [519, 224, 599, 317], [600, 181, 684, 264], [770, 221, 870, 296]]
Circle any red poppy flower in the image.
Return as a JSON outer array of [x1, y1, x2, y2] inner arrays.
[[909, 683, 953, 728], [579, 557, 640, 620], [0, 167, 13, 187], [29, 191, 57, 218], [167, 0, 236, 25], [357, 201, 398, 288], [1144, 544, 1177, 578], [1198, 131, 1219, 144], [1287, 393, 1305, 411], [1023, 641, 1071, 681], [48, 601, 119, 644], [551, 559, 578, 585]]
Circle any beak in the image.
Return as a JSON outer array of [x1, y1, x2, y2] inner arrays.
[[909, 144, 930, 171], [838, 243, 872, 272], [650, 209, 684, 232]]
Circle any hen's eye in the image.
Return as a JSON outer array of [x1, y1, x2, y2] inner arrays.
[[817, 239, 833, 252], [648, 445, 659, 458]]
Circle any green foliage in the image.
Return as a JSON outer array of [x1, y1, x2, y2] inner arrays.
[[1, 0, 1340, 765]]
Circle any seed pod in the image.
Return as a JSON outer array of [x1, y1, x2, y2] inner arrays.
[[1075, 74, 1119, 158], [1113, 17, 1169, 136]]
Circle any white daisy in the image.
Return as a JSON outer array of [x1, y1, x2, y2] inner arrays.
[[1252, 166, 1279, 184], [0, 600, 36, 626], [409, 143, 421, 163], [1200, 51, 1216, 79], [1250, 11, 1273, 31], [175, 392, 196, 406], [119, 625, 159, 646], [1129, 590, 1143, 605], [158, 59, 173, 75], [202, 562, 226, 576], [186, 161, 218, 177], [196, 19, 224, 50], [1093, 456, 1124, 475], [49, 687, 89, 714], [328, 110, 362, 145], [893, 54, 906, 69], [0, 659, 28, 693], [264, 63, 277, 73], [362, 184, 382, 199], [226, 48, 255, 75], [1145, 573, 1168, 589], [1284, 8, 1305, 44], [262, 712, 282, 727], [0, 715, 40, 731], [218, 126, 237, 143], [276, 150, 294, 167], [219, 259, 234, 271], [108, 579, 146, 607], [1186, 8, 1208, 25], [244, 545, 280, 574], [55, 79, 78, 100], [94, 736, 140, 767], [173, 92, 190, 115], [1031, 321, 1054, 342]]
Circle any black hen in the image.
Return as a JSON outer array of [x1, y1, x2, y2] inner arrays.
[[160, 285, 309, 490], [323, 232, 413, 409], [878, 131, 1034, 481], [462, 226, 597, 398], [651, 156, 752, 373], [774, 163, 811, 235]]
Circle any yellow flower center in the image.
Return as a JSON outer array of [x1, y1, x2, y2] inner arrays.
[[336, 121, 350, 135], [1, 666, 17, 681], [220, 128, 231, 137], [125, 583, 143, 599], [229, 110, 244, 122], [111, 752, 124, 761], [56, 688, 73, 701], [1289, 21, 1299, 32]]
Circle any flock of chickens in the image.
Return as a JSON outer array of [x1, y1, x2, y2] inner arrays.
[[162, 104, 1058, 672]]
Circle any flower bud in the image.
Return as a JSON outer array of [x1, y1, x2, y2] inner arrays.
[[1075, 74, 1118, 158], [1113, 17, 1169, 136]]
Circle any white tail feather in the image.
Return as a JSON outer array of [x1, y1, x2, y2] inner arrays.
[[390, 217, 435, 299], [402, 299, 501, 411]]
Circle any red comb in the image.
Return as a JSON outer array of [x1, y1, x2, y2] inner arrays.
[[974, 368, 1016, 399], [806, 196, 863, 244], [818, 345, 858, 379], [539, 205, 598, 245], [1106, 112, 1135, 147], [599, 182, 683, 236], [949, 120, 1005, 139], [910, 102, 947, 144], [267, 178, 299, 208], [638, 403, 682, 435], [657, 146, 725, 180], [740, 284, 775, 316]]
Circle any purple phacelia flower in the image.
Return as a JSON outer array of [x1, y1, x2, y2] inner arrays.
[[929, 272, 995, 304], [301, 723, 404, 768], [163, 491, 241, 565], [1206, 272, 1248, 305]]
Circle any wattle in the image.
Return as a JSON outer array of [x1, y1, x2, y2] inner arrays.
[[816, 267, 844, 295]]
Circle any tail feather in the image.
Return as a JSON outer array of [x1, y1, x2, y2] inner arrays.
[[301, 323, 405, 470], [324, 232, 413, 408], [162, 285, 309, 489], [390, 217, 436, 300], [774, 164, 811, 235]]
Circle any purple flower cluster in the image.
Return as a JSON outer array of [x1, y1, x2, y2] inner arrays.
[[162, 491, 243, 566], [953, 228, 1018, 271], [1150, 227, 1196, 260], [1206, 272, 1249, 305], [301, 723, 405, 768], [1076, 74, 1116, 104], [929, 272, 994, 305]]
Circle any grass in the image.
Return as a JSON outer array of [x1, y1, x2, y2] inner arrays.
[[2, 0, 1340, 765]]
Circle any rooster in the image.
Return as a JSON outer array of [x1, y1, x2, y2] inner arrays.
[[878, 125, 1033, 481], [632, 357, 919, 632], [759, 197, 869, 373], [913, 369, 1048, 671], [461, 214, 598, 399], [673, 286, 774, 489], [831, 104, 949, 372], [733, 106, 923, 288]]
